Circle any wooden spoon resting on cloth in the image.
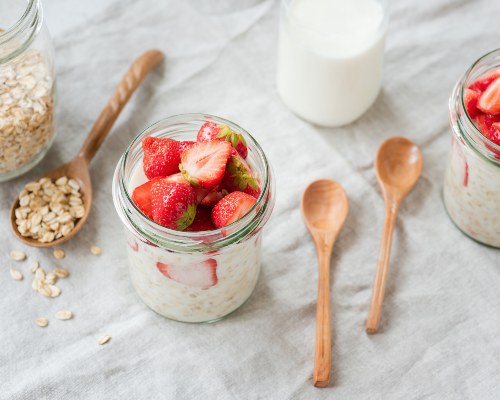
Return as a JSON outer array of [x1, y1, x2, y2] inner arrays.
[[366, 137, 423, 334], [301, 179, 349, 388], [10, 49, 165, 248]]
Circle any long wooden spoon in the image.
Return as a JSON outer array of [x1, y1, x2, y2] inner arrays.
[[301, 179, 349, 388], [10, 49, 165, 248], [366, 137, 423, 334]]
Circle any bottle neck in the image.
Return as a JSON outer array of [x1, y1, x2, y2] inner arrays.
[[0, 0, 42, 64]]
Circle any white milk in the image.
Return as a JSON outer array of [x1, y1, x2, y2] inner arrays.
[[277, 0, 387, 127]]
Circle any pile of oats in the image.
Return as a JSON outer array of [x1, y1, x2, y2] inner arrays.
[[14, 176, 84, 243], [0, 48, 54, 174]]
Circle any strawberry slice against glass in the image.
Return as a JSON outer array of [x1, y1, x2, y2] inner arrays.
[[156, 259, 218, 289], [151, 181, 197, 230], [477, 77, 500, 115], [180, 141, 232, 189], [197, 121, 248, 158]]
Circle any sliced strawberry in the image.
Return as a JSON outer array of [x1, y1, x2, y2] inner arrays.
[[142, 137, 181, 180], [476, 113, 500, 137], [186, 207, 216, 231], [131, 177, 163, 219], [464, 88, 480, 119], [151, 181, 197, 230], [211, 191, 257, 228], [477, 77, 500, 115], [163, 172, 188, 184], [200, 189, 227, 207], [180, 141, 232, 189], [179, 140, 196, 152], [222, 150, 261, 198], [156, 259, 217, 289], [468, 71, 500, 92], [197, 122, 248, 158]]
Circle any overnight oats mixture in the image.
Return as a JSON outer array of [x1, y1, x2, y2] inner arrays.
[[444, 68, 500, 247], [115, 119, 271, 322], [0, 48, 55, 175]]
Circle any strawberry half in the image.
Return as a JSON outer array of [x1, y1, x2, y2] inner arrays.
[[464, 88, 480, 119], [468, 71, 500, 92], [131, 177, 163, 219], [197, 122, 248, 158], [180, 141, 232, 189], [477, 77, 500, 115], [222, 150, 261, 198], [156, 259, 217, 289], [142, 137, 181, 180], [179, 140, 196, 153], [211, 191, 257, 228], [151, 181, 197, 230], [186, 207, 216, 231], [199, 189, 227, 207]]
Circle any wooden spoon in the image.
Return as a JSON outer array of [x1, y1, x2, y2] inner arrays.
[[301, 179, 349, 388], [10, 49, 165, 248], [366, 137, 423, 334]]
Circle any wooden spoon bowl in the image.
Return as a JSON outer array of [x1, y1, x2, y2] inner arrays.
[[9, 49, 165, 248]]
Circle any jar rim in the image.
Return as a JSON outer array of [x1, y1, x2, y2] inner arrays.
[[112, 113, 275, 253], [451, 48, 500, 166], [0, 0, 42, 64]]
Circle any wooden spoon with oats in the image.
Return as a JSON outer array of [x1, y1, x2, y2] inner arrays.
[[10, 49, 165, 248]]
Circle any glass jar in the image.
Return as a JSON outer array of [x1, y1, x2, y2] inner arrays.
[[112, 114, 275, 323], [276, 0, 389, 127], [0, 0, 56, 182], [443, 49, 500, 248]]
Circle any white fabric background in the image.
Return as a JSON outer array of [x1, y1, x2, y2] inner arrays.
[[1, 0, 500, 398]]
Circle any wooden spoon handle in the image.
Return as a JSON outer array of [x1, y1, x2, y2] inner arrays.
[[313, 244, 333, 388], [78, 49, 165, 163], [366, 203, 398, 334]]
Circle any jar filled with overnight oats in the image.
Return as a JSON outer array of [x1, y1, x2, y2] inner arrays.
[[112, 114, 275, 323], [0, 0, 56, 182], [443, 49, 500, 248]]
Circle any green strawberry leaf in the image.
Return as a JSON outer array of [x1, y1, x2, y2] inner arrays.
[[176, 203, 197, 230]]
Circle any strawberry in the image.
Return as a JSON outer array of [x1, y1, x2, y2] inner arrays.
[[162, 172, 210, 202], [489, 122, 500, 145], [179, 140, 196, 153], [151, 181, 197, 230], [222, 150, 261, 198], [142, 137, 181, 179], [477, 77, 500, 115], [211, 191, 257, 228], [464, 88, 480, 119], [131, 177, 163, 219], [197, 122, 248, 158], [186, 207, 216, 231], [476, 113, 500, 138], [200, 189, 227, 207], [468, 71, 500, 92], [156, 259, 217, 289], [163, 172, 188, 184], [179, 141, 232, 189]]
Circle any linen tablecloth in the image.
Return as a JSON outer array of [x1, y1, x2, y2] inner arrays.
[[1, 0, 500, 398]]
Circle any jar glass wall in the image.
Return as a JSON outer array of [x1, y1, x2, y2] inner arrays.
[[443, 49, 500, 248], [0, 0, 56, 182], [112, 114, 275, 323]]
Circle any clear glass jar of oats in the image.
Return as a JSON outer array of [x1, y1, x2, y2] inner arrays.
[[0, 0, 56, 182]]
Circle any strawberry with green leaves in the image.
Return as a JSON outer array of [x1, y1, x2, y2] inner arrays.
[[151, 181, 197, 230], [222, 150, 261, 198], [197, 122, 248, 158]]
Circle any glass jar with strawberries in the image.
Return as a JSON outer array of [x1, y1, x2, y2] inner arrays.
[[444, 49, 500, 248], [112, 114, 275, 323]]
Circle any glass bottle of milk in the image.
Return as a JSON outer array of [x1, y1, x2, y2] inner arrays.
[[277, 0, 389, 127]]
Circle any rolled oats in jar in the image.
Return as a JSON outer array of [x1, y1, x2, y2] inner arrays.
[[0, 0, 56, 182]]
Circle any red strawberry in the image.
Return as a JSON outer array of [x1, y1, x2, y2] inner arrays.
[[211, 191, 257, 228], [199, 189, 227, 207], [464, 88, 480, 119], [131, 177, 163, 219], [197, 122, 248, 158], [477, 77, 500, 115], [151, 181, 197, 230], [156, 259, 217, 289], [476, 113, 500, 137], [489, 122, 500, 145], [222, 151, 261, 198], [162, 172, 209, 202], [469, 71, 500, 92], [180, 141, 232, 189], [179, 140, 195, 153], [142, 137, 181, 179], [163, 172, 188, 184], [186, 207, 216, 231]]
